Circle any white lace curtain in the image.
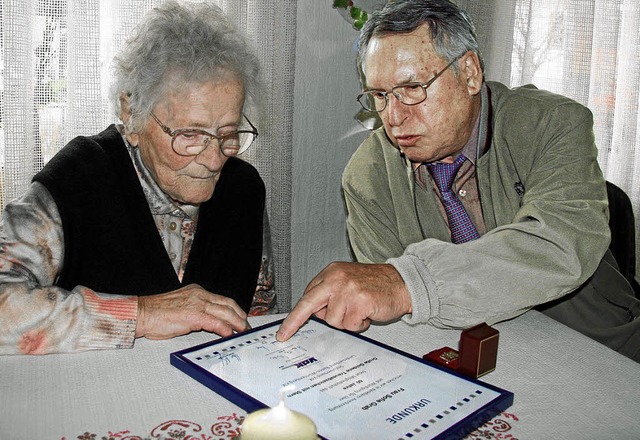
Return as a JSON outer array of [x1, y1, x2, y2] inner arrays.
[[0, 0, 296, 311], [459, 0, 640, 276]]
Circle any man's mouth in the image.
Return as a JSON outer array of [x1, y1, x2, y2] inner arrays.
[[394, 134, 420, 147]]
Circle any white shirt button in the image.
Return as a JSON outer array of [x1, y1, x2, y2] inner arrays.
[[458, 189, 467, 197]]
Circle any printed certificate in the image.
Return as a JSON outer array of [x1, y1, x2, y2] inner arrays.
[[170, 318, 513, 440]]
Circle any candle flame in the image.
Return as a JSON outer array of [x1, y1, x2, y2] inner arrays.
[[278, 385, 295, 408]]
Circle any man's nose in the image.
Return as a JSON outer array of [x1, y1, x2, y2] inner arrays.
[[385, 93, 409, 126]]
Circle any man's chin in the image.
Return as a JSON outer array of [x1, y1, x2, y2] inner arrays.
[[398, 147, 426, 163], [398, 146, 452, 164]]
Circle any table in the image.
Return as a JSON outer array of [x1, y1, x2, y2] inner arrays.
[[1, 310, 639, 439]]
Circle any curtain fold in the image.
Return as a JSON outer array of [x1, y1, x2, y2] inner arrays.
[[2, 0, 36, 206], [242, 0, 296, 312], [67, 0, 103, 139], [0, 0, 295, 310]]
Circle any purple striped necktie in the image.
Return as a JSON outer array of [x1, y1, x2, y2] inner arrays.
[[426, 154, 480, 244]]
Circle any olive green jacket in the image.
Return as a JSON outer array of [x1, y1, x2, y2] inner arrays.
[[343, 82, 639, 359]]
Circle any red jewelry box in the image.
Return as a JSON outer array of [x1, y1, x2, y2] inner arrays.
[[458, 323, 499, 378], [423, 346, 460, 370], [423, 323, 499, 378]]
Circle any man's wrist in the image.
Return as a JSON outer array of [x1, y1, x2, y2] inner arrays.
[[386, 256, 432, 323], [380, 263, 413, 316]]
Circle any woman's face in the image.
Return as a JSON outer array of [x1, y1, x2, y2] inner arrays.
[[128, 75, 245, 205]]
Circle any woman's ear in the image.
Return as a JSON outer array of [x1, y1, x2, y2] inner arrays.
[[119, 92, 139, 147]]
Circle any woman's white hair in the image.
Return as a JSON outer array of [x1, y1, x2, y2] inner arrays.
[[111, 1, 262, 132]]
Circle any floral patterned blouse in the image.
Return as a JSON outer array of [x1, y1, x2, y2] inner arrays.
[[0, 126, 274, 355]]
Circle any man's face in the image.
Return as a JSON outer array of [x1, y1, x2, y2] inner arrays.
[[362, 24, 482, 163], [133, 75, 245, 205]]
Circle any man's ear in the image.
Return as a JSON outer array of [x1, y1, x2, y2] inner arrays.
[[461, 51, 483, 96], [119, 92, 139, 147]]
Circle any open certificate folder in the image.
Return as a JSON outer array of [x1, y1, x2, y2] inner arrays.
[[170, 318, 513, 440]]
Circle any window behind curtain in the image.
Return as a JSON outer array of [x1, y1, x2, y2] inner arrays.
[[508, 0, 638, 173], [0, 0, 129, 206], [462, 0, 639, 276]]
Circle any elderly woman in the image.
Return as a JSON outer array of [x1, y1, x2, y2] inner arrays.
[[0, 1, 273, 354]]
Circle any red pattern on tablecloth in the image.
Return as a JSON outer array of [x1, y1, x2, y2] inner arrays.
[[465, 412, 520, 439], [61, 414, 245, 440], [61, 411, 518, 439]]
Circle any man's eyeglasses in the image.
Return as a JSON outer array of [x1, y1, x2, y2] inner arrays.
[[151, 113, 258, 157], [356, 57, 459, 113]]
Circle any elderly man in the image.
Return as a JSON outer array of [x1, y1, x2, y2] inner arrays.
[[0, 1, 273, 354], [278, 0, 640, 362]]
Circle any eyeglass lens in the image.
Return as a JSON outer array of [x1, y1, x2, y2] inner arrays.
[[359, 84, 428, 112], [358, 57, 459, 112], [173, 131, 254, 157]]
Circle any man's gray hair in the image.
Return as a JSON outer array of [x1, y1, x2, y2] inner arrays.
[[357, 0, 484, 76], [111, 1, 261, 132]]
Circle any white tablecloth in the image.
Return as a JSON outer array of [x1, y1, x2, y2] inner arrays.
[[1, 310, 639, 439]]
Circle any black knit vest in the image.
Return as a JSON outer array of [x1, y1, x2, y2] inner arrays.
[[33, 125, 265, 312]]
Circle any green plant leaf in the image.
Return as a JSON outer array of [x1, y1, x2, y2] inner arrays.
[[350, 6, 363, 20], [333, 0, 349, 9], [354, 11, 368, 29]]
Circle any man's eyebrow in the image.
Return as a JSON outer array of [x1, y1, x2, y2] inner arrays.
[[364, 75, 420, 92], [399, 71, 419, 83]]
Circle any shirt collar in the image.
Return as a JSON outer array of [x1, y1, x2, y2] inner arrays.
[[460, 111, 481, 164], [455, 82, 491, 165], [476, 82, 491, 161]]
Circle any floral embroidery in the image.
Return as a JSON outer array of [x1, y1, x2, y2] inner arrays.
[[465, 412, 520, 439], [62, 412, 517, 440], [181, 219, 197, 238], [62, 415, 244, 440]]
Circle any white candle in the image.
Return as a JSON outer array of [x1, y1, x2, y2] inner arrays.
[[240, 386, 318, 440]]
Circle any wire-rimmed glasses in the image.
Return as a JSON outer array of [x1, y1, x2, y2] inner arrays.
[[356, 57, 459, 113], [151, 113, 258, 157]]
